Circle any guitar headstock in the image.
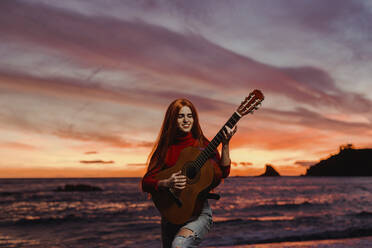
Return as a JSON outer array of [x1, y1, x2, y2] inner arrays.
[[237, 89, 264, 116]]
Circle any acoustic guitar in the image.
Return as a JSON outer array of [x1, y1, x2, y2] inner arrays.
[[151, 90, 264, 224]]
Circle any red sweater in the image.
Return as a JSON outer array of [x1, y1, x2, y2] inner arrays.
[[142, 132, 230, 193]]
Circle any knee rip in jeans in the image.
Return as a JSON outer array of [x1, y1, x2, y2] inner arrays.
[[173, 228, 199, 248], [177, 227, 194, 238]]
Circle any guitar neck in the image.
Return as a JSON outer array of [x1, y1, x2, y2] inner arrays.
[[195, 111, 241, 167]]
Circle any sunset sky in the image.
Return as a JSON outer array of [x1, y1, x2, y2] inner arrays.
[[1, 0, 371, 177]]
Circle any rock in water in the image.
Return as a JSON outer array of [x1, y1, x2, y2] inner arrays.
[[54, 184, 103, 192], [259, 164, 281, 177]]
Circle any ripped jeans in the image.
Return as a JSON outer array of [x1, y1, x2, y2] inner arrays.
[[161, 201, 213, 248]]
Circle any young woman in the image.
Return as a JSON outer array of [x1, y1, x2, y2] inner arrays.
[[142, 98, 237, 248]]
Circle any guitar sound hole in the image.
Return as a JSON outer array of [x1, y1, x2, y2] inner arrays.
[[186, 165, 198, 179]]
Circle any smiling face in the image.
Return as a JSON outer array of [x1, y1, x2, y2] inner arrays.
[[177, 106, 194, 133]]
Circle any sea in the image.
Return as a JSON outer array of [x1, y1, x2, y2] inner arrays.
[[0, 177, 371, 248]]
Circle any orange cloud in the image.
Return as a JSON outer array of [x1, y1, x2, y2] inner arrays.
[[231, 161, 253, 167], [239, 162, 253, 166], [274, 165, 307, 176], [294, 160, 317, 167], [231, 164, 306, 176], [0, 167, 146, 178], [84, 151, 98, 154], [127, 163, 147, 167], [229, 167, 265, 177], [53, 128, 153, 149], [79, 160, 114, 164], [230, 127, 328, 151], [260, 107, 372, 135], [0, 142, 37, 151]]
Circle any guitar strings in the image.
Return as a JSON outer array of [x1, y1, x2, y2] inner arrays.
[[189, 96, 263, 171], [192, 112, 241, 172]]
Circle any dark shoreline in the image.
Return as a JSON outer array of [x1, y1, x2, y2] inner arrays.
[[206, 236, 372, 248], [230, 228, 372, 246], [1, 175, 372, 180]]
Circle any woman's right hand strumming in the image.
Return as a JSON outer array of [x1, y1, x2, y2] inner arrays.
[[158, 171, 187, 190]]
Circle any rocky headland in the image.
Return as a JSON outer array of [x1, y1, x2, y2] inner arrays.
[[306, 144, 372, 176]]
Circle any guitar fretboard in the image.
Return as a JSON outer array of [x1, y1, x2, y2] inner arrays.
[[194, 111, 241, 169]]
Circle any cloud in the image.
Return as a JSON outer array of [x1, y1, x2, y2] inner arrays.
[[79, 160, 114, 164], [53, 128, 153, 149], [1, 69, 370, 153], [239, 162, 253, 166], [231, 113, 372, 152], [273, 165, 307, 176], [260, 107, 372, 135], [294, 160, 317, 167], [84, 151, 98, 154], [230, 127, 325, 151], [0, 70, 234, 116], [127, 163, 147, 167], [0, 94, 155, 148], [229, 167, 265, 176], [282, 0, 372, 60], [0, 71, 151, 107], [0, 0, 371, 178], [0, 166, 144, 178], [0, 142, 37, 151], [1, 0, 371, 117], [231, 161, 253, 167]]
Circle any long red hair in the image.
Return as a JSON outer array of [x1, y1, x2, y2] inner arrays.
[[145, 98, 208, 173]]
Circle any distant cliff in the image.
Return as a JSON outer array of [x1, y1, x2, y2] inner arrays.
[[306, 145, 372, 176], [259, 164, 281, 177]]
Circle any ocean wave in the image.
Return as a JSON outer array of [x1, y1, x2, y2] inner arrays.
[[1, 212, 122, 226], [214, 218, 247, 225], [353, 211, 372, 218], [0, 190, 54, 200], [250, 201, 327, 211], [1, 206, 157, 227], [255, 227, 372, 245], [213, 216, 294, 225], [0, 191, 23, 197], [8, 214, 87, 226], [211, 227, 372, 246]]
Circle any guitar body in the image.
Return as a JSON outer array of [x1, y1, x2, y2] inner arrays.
[[152, 146, 215, 225]]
